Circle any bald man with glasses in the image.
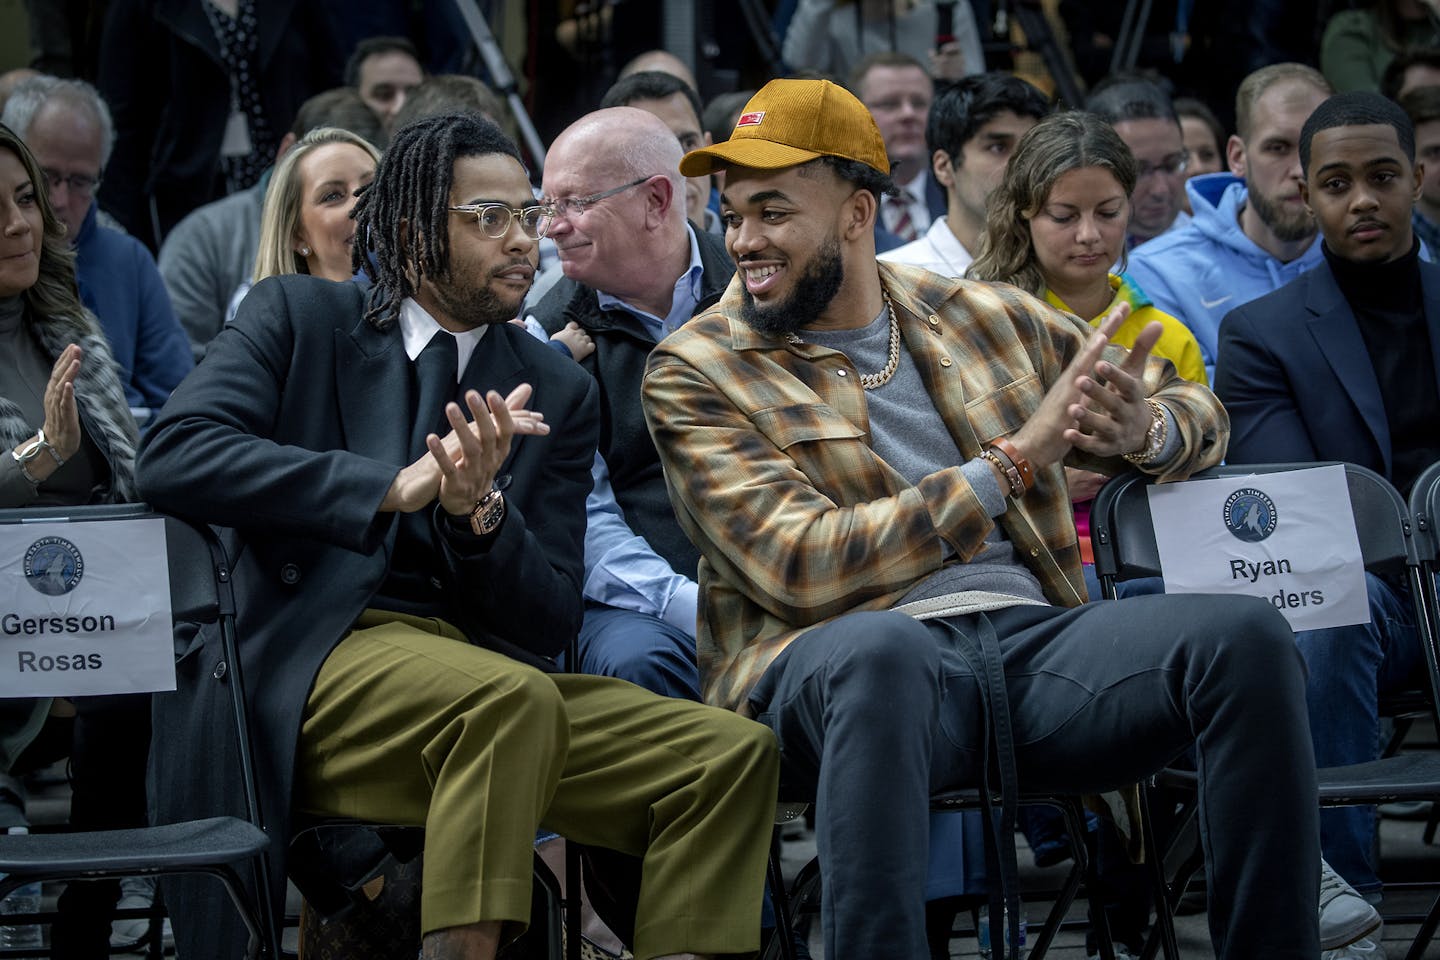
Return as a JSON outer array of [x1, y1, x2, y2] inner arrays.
[[523, 107, 737, 702]]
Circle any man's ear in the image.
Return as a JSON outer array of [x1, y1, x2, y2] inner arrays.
[[645, 175, 677, 227], [1298, 178, 1310, 211], [932, 149, 956, 188], [1414, 161, 1425, 203], [844, 187, 877, 240], [1226, 133, 1247, 178]]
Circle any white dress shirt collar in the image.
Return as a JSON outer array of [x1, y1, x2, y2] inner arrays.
[[399, 297, 487, 383]]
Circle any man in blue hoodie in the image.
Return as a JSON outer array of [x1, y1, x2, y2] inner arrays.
[[1127, 64, 1332, 382], [3, 76, 193, 425]]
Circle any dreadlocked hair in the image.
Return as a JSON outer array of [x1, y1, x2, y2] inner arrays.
[[351, 111, 524, 330]]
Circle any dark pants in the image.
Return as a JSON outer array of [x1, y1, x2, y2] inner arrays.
[[571, 603, 702, 702], [747, 595, 1320, 960]]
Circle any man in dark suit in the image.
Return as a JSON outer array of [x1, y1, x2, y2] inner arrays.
[[136, 113, 778, 960], [1216, 91, 1433, 909]]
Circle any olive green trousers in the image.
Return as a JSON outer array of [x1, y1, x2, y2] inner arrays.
[[294, 610, 779, 959]]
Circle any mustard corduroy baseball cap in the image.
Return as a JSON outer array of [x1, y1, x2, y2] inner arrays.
[[679, 78, 890, 178]]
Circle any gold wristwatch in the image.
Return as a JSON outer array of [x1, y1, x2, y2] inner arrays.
[[468, 488, 506, 536]]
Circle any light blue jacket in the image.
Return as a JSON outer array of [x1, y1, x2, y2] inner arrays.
[[1126, 173, 1324, 383]]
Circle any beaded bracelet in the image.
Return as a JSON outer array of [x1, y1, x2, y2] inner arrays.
[[981, 448, 1025, 498]]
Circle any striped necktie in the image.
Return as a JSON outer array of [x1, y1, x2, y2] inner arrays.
[[887, 192, 917, 242]]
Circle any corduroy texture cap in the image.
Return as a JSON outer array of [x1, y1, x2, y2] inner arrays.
[[679, 78, 891, 177]]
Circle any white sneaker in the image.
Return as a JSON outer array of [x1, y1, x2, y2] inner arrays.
[[1319, 859, 1382, 951], [109, 876, 154, 949], [1322, 936, 1386, 959]]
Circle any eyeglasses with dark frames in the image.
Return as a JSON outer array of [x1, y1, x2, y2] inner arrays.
[[448, 203, 556, 239], [543, 175, 653, 218], [41, 168, 103, 196], [1135, 151, 1190, 180]]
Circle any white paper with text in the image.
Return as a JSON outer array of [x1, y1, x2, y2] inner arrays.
[[1147, 465, 1370, 631], [0, 518, 175, 696]]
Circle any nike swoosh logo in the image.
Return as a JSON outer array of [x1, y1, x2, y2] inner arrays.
[[1200, 295, 1233, 308]]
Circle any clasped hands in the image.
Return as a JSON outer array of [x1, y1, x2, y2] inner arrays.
[[1007, 302, 1163, 472], [381, 383, 548, 516]]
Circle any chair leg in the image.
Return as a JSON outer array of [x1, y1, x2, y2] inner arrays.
[[1401, 892, 1440, 960], [766, 828, 798, 960], [1027, 800, 1093, 960], [564, 841, 582, 960], [531, 852, 564, 960], [1138, 784, 1185, 960]]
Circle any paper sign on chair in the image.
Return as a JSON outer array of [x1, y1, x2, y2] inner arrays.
[[0, 517, 176, 697], [1147, 464, 1371, 631]]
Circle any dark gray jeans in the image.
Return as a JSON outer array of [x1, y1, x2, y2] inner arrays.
[[748, 594, 1320, 960]]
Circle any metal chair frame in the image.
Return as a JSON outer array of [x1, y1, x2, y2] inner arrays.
[[1091, 462, 1440, 960], [762, 789, 1120, 959], [0, 504, 277, 959]]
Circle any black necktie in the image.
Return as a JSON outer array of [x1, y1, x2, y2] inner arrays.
[[410, 332, 459, 458]]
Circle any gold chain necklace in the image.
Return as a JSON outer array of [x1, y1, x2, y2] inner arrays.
[[785, 288, 901, 390]]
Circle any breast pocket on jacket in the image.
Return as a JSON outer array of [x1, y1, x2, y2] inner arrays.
[[751, 403, 875, 498], [964, 373, 1043, 446]]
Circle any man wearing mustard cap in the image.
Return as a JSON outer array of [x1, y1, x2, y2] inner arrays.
[[641, 78, 1319, 959]]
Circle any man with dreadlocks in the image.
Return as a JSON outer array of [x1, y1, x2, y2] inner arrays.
[[136, 112, 779, 960]]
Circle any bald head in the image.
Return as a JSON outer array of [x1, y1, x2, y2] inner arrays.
[[547, 107, 685, 203], [542, 107, 692, 309]]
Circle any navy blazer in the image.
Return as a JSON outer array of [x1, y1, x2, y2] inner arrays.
[[1214, 256, 1440, 479], [137, 275, 599, 956]]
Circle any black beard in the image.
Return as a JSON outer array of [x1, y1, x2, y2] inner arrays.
[[1248, 185, 1316, 243], [738, 236, 845, 336], [432, 274, 523, 329]]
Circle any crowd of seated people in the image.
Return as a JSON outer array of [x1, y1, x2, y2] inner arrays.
[[2, 3, 1440, 959]]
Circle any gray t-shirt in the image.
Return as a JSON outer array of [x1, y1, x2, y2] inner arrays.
[[802, 306, 1047, 604]]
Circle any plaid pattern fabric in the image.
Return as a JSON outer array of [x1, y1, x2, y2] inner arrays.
[[642, 262, 1229, 710]]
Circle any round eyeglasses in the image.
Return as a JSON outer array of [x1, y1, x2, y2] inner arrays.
[[448, 203, 555, 239]]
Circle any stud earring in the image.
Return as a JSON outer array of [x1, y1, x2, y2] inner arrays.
[[299, 245, 312, 257]]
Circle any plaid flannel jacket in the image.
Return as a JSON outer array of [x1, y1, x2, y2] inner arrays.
[[642, 262, 1229, 711]]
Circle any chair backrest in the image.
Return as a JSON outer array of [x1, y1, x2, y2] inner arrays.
[[1090, 462, 1416, 596], [1410, 460, 1440, 568], [0, 503, 261, 820], [1404, 458, 1440, 730], [0, 504, 229, 625]]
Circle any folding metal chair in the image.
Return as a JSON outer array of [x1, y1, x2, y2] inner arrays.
[[285, 633, 590, 960], [1091, 462, 1440, 960], [762, 787, 1119, 958], [0, 503, 276, 958]]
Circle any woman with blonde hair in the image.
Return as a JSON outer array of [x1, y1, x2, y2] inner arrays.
[[253, 126, 380, 282], [228, 126, 380, 322]]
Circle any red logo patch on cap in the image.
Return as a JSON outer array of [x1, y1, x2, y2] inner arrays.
[[736, 111, 766, 127]]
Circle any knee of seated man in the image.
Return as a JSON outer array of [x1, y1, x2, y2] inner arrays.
[[823, 611, 940, 687], [444, 660, 566, 732], [1197, 595, 1300, 670]]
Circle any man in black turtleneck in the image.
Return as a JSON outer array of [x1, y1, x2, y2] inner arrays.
[[1215, 90, 1434, 911]]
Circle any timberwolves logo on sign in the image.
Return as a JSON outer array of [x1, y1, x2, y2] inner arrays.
[[23, 537, 84, 596], [1223, 488, 1278, 543]]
